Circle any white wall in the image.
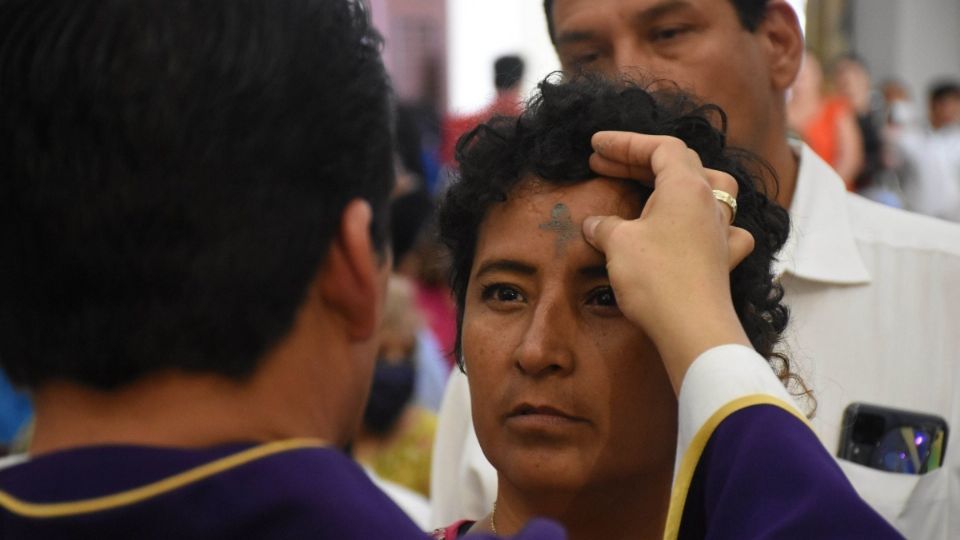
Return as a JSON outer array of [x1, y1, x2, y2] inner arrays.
[[852, 0, 960, 108], [445, 0, 559, 114]]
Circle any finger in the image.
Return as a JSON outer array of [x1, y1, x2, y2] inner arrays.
[[588, 152, 655, 183], [704, 169, 739, 198], [592, 132, 696, 181], [582, 214, 626, 253], [704, 169, 739, 224], [727, 227, 755, 270]]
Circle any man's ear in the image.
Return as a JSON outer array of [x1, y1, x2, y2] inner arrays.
[[760, 1, 805, 92], [318, 199, 383, 341]]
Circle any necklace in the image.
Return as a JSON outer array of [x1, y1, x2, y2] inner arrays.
[[490, 500, 498, 534]]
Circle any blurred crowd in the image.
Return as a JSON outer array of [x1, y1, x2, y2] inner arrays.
[[787, 52, 960, 220]]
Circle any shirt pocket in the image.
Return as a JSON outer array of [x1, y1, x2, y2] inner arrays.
[[837, 458, 952, 538]]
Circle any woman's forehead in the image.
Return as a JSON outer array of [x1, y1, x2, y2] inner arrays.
[[473, 177, 643, 263], [492, 177, 643, 226]]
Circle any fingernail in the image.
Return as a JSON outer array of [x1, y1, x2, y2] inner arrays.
[[591, 132, 606, 152], [582, 216, 600, 241]]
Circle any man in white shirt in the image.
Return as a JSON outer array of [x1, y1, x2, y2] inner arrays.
[[893, 81, 960, 222], [431, 1, 960, 537]]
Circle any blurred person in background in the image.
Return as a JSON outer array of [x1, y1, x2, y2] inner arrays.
[[889, 81, 960, 222], [831, 55, 893, 203], [394, 203, 459, 371], [391, 192, 451, 410], [390, 105, 452, 408], [354, 276, 438, 529], [431, 1, 960, 536], [787, 52, 864, 189], [929, 81, 960, 131], [0, 370, 31, 457], [439, 55, 526, 168], [881, 79, 916, 127], [396, 103, 444, 196], [392, 101, 460, 373]]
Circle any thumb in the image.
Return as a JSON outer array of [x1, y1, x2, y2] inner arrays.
[[582, 215, 626, 253]]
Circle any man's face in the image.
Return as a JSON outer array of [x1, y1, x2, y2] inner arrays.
[[550, 0, 783, 155], [931, 94, 960, 130]]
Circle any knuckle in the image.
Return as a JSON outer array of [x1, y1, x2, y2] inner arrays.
[[717, 171, 739, 192], [662, 136, 687, 152]]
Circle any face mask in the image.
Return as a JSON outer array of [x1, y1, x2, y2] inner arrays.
[[362, 357, 415, 436]]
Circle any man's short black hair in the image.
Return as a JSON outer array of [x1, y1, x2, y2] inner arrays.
[[930, 80, 960, 103], [439, 74, 798, 390], [0, 0, 394, 390], [543, 0, 769, 43], [494, 55, 525, 91]]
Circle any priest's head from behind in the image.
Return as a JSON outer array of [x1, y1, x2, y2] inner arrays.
[[0, 0, 395, 454]]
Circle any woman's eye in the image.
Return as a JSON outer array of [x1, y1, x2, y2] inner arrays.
[[481, 284, 525, 304], [587, 286, 618, 307]]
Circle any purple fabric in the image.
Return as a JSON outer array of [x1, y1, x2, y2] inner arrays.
[[1, 406, 895, 538], [0, 443, 564, 539], [678, 405, 904, 539]]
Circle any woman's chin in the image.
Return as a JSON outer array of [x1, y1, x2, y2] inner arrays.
[[494, 450, 592, 494]]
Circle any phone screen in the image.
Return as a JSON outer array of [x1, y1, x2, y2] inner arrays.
[[838, 402, 948, 475]]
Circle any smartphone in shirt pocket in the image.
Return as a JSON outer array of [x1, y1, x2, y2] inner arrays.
[[838, 402, 948, 475]]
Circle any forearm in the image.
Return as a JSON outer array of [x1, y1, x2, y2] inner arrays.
[[647, 302, 752, 396], [663, 345, 902, 540]]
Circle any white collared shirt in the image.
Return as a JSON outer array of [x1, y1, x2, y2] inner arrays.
[[778, 143, 960, 538], [893, 124, 960, 222]]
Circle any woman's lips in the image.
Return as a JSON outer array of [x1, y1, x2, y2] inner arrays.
[[505, 403, 589, 430]]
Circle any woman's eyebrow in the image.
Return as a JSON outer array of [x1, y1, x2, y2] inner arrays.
[[474, 259, 537, 280]]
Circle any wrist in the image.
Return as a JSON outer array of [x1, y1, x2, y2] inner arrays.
[[648, 303, 751, 395]]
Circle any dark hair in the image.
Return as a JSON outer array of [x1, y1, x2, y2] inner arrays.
[[0, 0, 394, 390], [395, 103, 427, 179], [391, 188, 435, 265], [544, 0, 769, 43], [494, 55, 525, 91], [930, 80, 960, 103], [438, 74, 801, 392]]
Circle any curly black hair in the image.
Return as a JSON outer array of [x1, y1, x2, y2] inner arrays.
[[438, 74, 804, 396]]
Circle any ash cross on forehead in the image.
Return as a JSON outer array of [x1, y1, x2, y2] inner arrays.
[[539, 203, 576, 256]]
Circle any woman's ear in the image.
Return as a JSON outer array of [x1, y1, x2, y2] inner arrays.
[[318, 199, 386, 341], [759, 0, 805, 92]]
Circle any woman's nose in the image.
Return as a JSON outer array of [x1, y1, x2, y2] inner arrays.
[[513, 297, 574, 378]]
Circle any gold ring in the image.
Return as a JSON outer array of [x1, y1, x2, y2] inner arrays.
[[712, 189, 737, 224]]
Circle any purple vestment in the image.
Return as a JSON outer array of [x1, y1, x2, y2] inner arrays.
[[0, 440, 562, 539], [678, 405, 904, 539], [0, 406, 899, 538]]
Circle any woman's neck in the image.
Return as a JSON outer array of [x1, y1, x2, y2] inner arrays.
[[488, 468, 673, 540]]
